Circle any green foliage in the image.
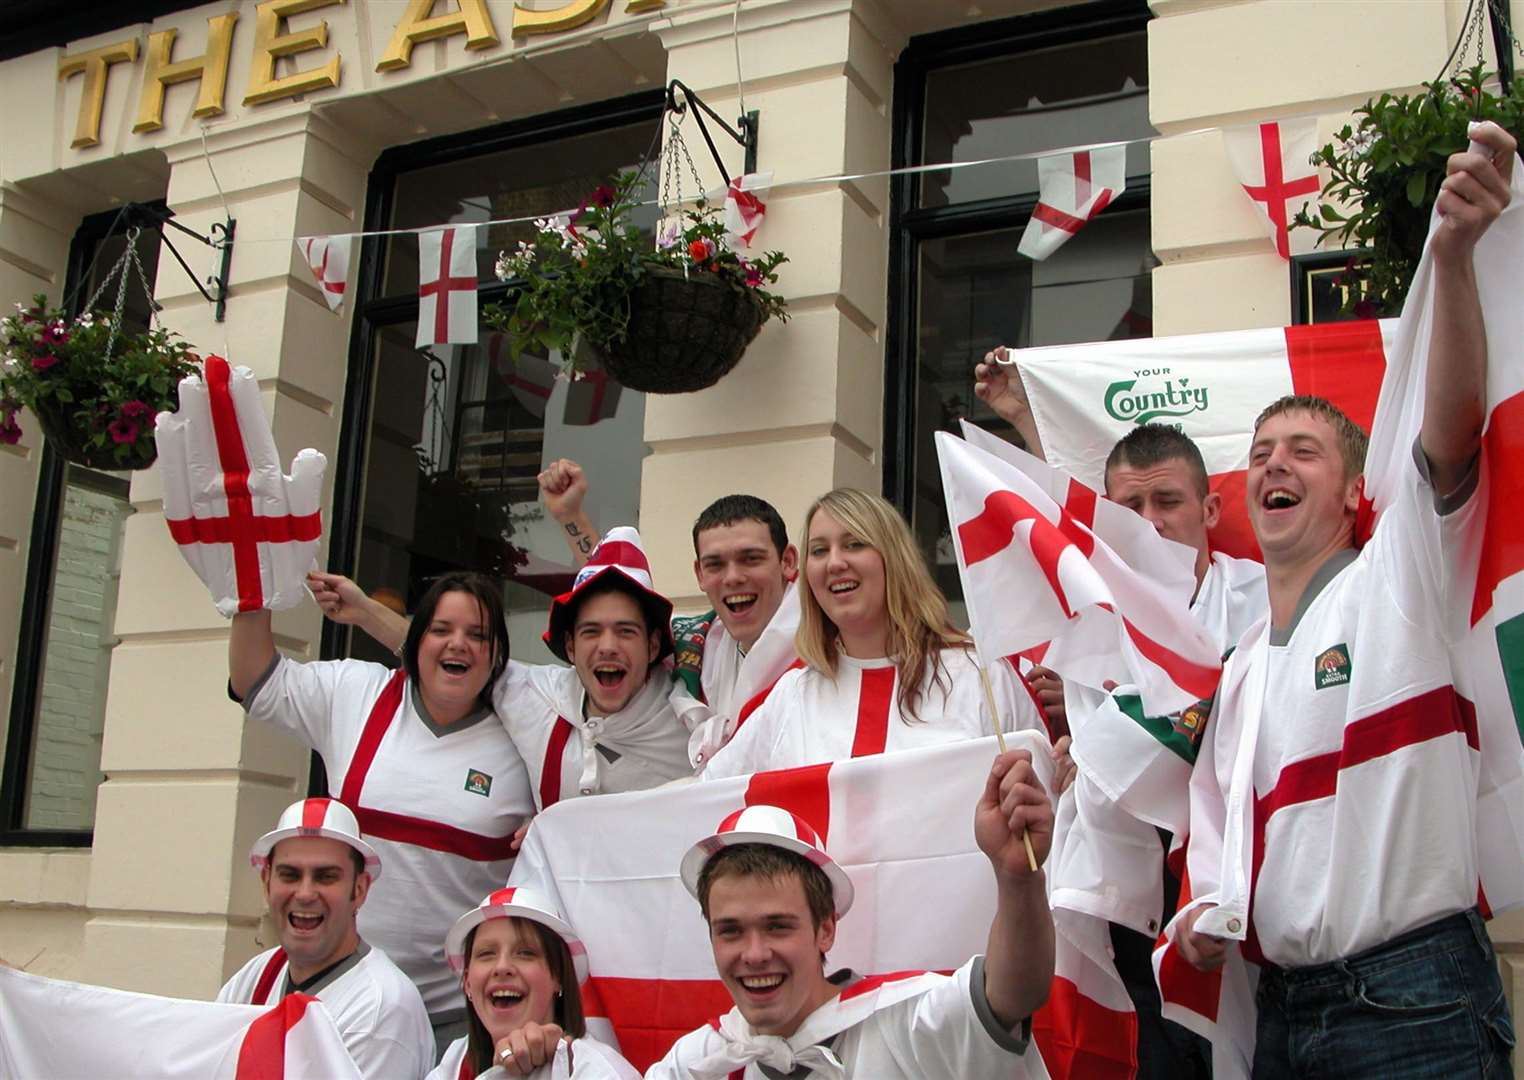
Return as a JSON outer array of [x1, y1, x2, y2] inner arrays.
[[1291, 66, 1524, 316], [0, 295, 201, 464], [483, 171, 789, 374]]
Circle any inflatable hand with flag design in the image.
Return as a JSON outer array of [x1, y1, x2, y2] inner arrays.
[[155, 356, 325, 617]]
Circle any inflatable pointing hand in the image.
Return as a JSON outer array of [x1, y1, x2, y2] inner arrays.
[[154, 356, 326, 617]]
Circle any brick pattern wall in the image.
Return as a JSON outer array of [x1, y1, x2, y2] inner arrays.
[[25, 480, 129, 830]]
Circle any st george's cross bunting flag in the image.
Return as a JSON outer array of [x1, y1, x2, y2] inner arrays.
[[1222, 119, 1320, 260], [155, 357, 325, 616], [417, 224, 479, 347], [0, 966, 361, 1080], [1002, 317, 1397, 559], [936, 429, 1220, 719], [723, 171, 773, 248], [295, 235, 352, 313], [1018, 146, 1128, 261], [508, 733, 1136, 1079]]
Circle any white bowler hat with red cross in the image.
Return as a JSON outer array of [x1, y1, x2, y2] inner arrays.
[[543, 526, 674, 663], [680, 804, 854, 917], [444, 886, 590, 985], [249, 797, 381, 880]]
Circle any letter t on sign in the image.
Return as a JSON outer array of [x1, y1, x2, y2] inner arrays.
[[134, 14, 241, 133], [58, 38, 139, 149]]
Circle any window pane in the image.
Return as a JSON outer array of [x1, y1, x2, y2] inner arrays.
[[23, 468, 131, 830], [383, 122, 660, 294], [920, 31, 1151, 208], [348, 323, 646, 666], [910, 210, 1153, 615]]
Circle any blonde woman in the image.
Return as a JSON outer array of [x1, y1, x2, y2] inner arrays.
[[700, 488, 1045, 779]]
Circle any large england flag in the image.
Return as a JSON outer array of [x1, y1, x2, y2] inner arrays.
[[936, 429, 1220, 718], [508, 734, 1135, 1078], [0, 967, 361, 1079], [1005, 318, 1396, 559]]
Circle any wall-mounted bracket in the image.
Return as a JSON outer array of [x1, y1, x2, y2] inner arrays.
[[126, 202, 236, 322], [665, 79, 759, 178]]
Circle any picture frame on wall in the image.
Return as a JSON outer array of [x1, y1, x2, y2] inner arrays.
[[1290, 249, 1372, 325]]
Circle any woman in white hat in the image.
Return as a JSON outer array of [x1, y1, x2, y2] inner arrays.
[[430, 888, 640, 1079], [700, 487, 1048, 778], [229, 572, 536, 1048]]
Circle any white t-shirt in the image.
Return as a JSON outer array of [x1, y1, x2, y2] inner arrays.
[[1217, 450, 1484, 966], [218, 943, 433, 1080], [647, 959, 1046, 1080], [1190, 551, 1267, 653], [699, 648, 1044, 780], [427, 1033, 640, 1079], [243, 658, 535, 1015], [493, 662, 692, 809]]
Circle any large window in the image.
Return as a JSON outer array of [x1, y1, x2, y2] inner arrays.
[[1, 212, 160, 844], [886, 1, 1153, 617], [327, 95, 664, 667]]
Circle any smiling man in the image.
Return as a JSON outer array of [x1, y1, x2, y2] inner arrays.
[[218, 798, 433, 1080], [650, 750, 1054, 1079]]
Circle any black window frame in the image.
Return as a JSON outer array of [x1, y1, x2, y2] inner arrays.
[[882, 0, 1153, 509], [1, 205, 163, 847]]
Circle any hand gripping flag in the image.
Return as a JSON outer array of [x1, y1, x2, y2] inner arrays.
[[723, 170, 773, 248], [936, 429, 1220, 718], [0, 966, 361, 1079], [155, 357, 326, 617], [417, 224, 479, 347], [1018, 146, 1127, 261], [294, 235, 352, 313], [508, 733, 1083, 1075], [1222, 119, 1319, 260], [1003, 317, 1396, 558]]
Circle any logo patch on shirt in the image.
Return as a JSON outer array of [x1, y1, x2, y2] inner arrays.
[[1314, 644, 1351, 689], [464, 769, 493, 797], [1172, 698, 1210, 746]]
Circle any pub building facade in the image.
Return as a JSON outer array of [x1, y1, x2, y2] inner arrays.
[[2, 0, 1519, 1017]]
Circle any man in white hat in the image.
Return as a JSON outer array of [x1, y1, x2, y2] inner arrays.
[[318, 527, 693, 808], [648, 748, 1055, 1079], [218, 797, 434, 1080]]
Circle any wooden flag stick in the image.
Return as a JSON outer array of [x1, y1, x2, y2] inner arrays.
[[979, 663, 1038, 872]]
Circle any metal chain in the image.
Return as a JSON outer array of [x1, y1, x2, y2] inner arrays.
[[658, 110, 709, 220], [79, 226, 160, 361], [1449, 0, 1487, 78]]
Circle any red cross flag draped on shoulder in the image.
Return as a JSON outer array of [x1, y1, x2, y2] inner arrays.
[[417, 224, 479, 347], [155, 357, 325, 616]]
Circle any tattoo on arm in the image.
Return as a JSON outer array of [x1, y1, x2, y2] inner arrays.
[[576, 536, 594, 554], [565, 522, 595, 555]]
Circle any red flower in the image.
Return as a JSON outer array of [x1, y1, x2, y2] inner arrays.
[[107, 418, 140, 444], [590, 185, 617, 208], [31, 353, 59, 373], [745, 268, 765, 287], [688, 240, 710, 262], [42, 324, 69, 346], [120, 399, 152, 420], [0, 412, 20, 446]]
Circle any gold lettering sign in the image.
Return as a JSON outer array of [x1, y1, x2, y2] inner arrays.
[[624, 0, 666, 11], [512, 0, 609, 36], [57, 38, 139, 149], [243, 0, 345, 107], [377, 0, 499, 72], [133, 14, 240, 133]]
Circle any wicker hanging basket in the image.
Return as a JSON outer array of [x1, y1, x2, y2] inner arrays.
[[33, 396, 161, 470], [592, 266, 766, 394]]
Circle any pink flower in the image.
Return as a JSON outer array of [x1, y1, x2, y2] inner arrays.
[[0, 410, 20, 445], [31, 353, 59, 373], [590, 185, 617, 209], [120, 399, 152, 420], [745, 267, 765, 287], [42, 323, 69, 346], [107, 418, 140, 445]]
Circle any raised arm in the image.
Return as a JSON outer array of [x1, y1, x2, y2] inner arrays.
[[975, 749, 1055, 1028], [538, 458, 597, 568], [1421, 120, 1515, 494], [974, 348, 1045, 458], [229, 610, 277, 700], [308, 571, 410, 653]]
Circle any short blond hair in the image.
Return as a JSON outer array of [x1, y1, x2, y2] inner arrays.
[[1253, 395, 1369, 480]]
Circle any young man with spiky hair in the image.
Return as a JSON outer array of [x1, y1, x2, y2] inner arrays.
[[537, 461, 800, 764], [1174, 123, 1518, 1077], [648, 748, 1054, 1079]]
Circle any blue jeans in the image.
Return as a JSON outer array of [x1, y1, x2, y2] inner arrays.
[[1253, 909, 1515, 1078]]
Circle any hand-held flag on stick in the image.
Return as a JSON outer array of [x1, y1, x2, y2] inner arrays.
[[1222, 119, 1319, 260], [295, 235, 351, 313], [417, 224, 479, 347], [155, 357, 326, 617], [936, 429, 1220, 718], [723, 171, 773, 248], [1018, 146, 1127, 261]]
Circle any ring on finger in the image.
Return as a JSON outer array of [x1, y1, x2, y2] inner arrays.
[[499, 1047, 515, 1062]]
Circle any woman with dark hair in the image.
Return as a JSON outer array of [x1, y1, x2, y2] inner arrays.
[[429, 889, 639, 1079], [229, 572, 534, 1050]]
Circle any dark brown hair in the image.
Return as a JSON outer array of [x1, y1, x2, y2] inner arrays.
[[401, 573, 510, 710], [696, 843, 835, 930], [1104, 423, 1210, 498], [462, 917, 586, 1076]]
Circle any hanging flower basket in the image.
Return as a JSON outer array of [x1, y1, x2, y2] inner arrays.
[[484, 168, 788, 395], [31, 394, 163, 470], [592, 266, 765, 393]]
